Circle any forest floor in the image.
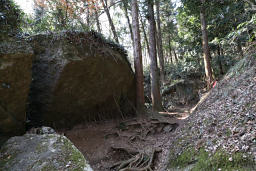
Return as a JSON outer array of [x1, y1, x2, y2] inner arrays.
[[59, 104, 194, 171], [60, 50, 256, 171]]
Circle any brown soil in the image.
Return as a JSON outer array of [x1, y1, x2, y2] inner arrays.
[[59, 108, 191, 171]]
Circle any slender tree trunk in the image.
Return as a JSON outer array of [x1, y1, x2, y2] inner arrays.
[[131, 0, 145, 111], [200, 0, 213, 87], [95, 10, 102, 33], [101, 0, 119, 43], [123, 1, 133, 42], [147, 0, 162, 111], [155, 0, 165, 83], [86, 6, 90, 27], [168, 35, 173, 64], [217, 45, 224, 75], [173, 49, 178, 63], [139, 12, 150, 54]]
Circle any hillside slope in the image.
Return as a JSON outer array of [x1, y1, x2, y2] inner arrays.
[[168, 50, 256, 170]]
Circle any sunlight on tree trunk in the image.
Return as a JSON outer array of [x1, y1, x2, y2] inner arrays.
[[156, 0, 165, 84], [200, 0, 213, 88], [147, 0, 162, 111], [95, 9, 101, 33], [132, 0, 145, 112]]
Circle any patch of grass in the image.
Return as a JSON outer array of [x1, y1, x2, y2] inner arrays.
[[170, 148, 197, 167], [41, 164, 56, 171], [225, 129, 232, 137], [170, 148, 255, 171]]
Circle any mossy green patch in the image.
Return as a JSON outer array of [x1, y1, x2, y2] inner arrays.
[[169, 148, 255, 171], [62, 137, 86, 170], [225, 129, 232, 137], [41, 164, 57, 171], [170, 148, 197, 168]]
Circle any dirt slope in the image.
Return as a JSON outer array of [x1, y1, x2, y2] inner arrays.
[[167, 52, 256, 170]]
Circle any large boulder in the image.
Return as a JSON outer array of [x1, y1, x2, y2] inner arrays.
[[28, 31, 135, 128], [0, 39, 33, 135], [0, 129, 93, 171]]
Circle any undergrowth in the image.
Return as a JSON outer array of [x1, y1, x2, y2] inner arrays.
[[169, 148, 255, 171]]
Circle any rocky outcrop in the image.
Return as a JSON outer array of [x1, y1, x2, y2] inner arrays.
[[0, 39, 33, 135], [162, 80, 200, 106], [28, 31, 135, 128], [0, 128, 93, 171]]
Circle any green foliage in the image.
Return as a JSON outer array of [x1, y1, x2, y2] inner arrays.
[[211, 55, 239, 77], [170, 148, 255, 171], [170, 148, 197, 167], [165, 57, 204, 81], [0, 0, 23, 37]]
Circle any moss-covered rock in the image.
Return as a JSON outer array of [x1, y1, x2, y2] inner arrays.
[[0, 38, 33, 135], [0, 132, 93, 171], [27, 31, 135, 128]]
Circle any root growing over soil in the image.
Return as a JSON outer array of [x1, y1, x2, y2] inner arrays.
[[111, 148, 159, 171]]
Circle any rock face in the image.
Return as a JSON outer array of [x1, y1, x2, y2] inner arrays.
[[0, 39, 33, 135], [0, 130, 93, 171], [162, 80, 200, 105], [28, 31, 135, 128]]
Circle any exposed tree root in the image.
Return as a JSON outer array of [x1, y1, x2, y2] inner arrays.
[[111, 148, 156, 171], [105, 116, 178, 170]]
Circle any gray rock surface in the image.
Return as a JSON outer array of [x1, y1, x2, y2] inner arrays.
[[0, 132, 93, 171]]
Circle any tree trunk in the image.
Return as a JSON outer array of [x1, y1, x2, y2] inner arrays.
[[200, 0, 213, 87], [168, 34, 173, 64], [139, 12, 150, 54], [155, 0, 165, 83], [217, 45, 224, 75], [123, 1, 133, 43], [100, 0, 119, 43], [147, 0, 162, 111], [132, 0, 145, 112], [95, 9, 102, 33], [173, 49, 178, 63], [86, 6, 90, 27]]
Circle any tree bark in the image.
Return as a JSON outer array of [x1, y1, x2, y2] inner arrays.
[[200, 0, 213, 87], [168, 34, 173, 64], [132, 0, 145, 111], [95, 9, 102, 33], [123, 1, 133, 42], [217, 45, 224, 75], [147, 0, 162, 111], [155, 0, 165, 83], [139, 12, 150, 54], [86, 5, 90, 27], [100, 0, 119, 43]]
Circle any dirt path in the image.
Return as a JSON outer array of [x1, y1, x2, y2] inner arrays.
[[59, 106, 191, 171]]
